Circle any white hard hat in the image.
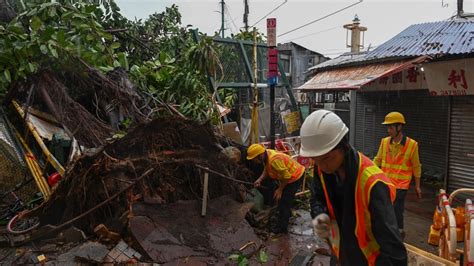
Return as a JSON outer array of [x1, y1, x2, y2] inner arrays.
[[299, 110, 349, 157]]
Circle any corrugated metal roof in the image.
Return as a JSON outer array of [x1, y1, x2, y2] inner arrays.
[[307, 51, 368, 71], [368, 20, 474, 58], [309, 20, 474, 72], [299, 56, 427, 91]]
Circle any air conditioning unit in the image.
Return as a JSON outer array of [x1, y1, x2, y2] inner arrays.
[[295, 92, 308, 103]]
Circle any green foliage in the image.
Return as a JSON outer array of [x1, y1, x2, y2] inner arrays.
[[228, 254, 249, 266], [109, 5, 191, 67], [0, 0, 223, 123], [0, 1, 124, 94], [257, 249, 269, 263], [129, 43, 218, 121], [227, 249, 268, 265], [231, 29, 266, 42], [220, 88, 237, 107]]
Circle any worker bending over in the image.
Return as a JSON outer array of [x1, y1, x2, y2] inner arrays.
[[247, 144, 304, 234]]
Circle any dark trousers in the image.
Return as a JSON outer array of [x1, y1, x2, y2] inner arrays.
[[276, 177, 303, 231], [394, 189, 408, 230]]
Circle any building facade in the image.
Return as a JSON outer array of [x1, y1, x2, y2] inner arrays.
[[299, 20, 474, 191]]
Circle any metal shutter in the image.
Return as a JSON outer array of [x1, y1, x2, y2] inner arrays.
[[355, 90, 449, 178], [447, 96, 474, 192]]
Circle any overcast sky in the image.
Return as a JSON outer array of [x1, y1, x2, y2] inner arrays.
[[115, 0, 471, 58]]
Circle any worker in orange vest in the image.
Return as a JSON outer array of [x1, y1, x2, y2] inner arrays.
[[246, 144, 304, 234], [300, 110, 406, 265], [374, 111, 422, 238]]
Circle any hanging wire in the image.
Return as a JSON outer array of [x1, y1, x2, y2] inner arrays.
[[251, 0, 288, 27], [278, 0, 363, 37], [281, 26, 341, 42], [225, 4, 239, 33]]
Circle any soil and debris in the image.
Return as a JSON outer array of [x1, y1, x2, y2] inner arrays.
[[36, 116, 252, 230]]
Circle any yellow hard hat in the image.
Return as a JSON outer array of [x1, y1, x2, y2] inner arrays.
[[246, 144, 265, 160], [382, 112, 406, 125]]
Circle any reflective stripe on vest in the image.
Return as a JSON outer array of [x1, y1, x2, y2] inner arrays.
[[318, 169, 340, 257], [319, 152, 396, 265], [380, 137, 417, 189], [266, 150, 304, 183]]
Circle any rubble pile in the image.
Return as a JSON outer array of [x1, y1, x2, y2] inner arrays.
[[36, 116, 252, 233]]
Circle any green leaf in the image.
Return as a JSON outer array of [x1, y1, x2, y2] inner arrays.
[[85, 5, 97, 14], [117, 53, 129, 70], [49, 46, 58, 58], [98, 66, 115, 72], [130, 65, 140, 73], [4, 70, 11, 83], [43, 27, 55, 40], [40, 45, 48, 54], [30, 16, 42, 32], [7, 22, 25, 34], [110, 42, 120, 49], [61, 11, 74, 20], [48, 6, 57, 17], [102, 32, 113, 41], [237, 256, 248, 266], [27, 62, 35, 73], [96, 44, 105, 52], [56, 30, 66, 46], [227, 254, 240, 261], [258, 250, 269, 263]]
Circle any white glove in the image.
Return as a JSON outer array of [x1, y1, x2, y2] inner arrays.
[[312, 213, 330, 239]]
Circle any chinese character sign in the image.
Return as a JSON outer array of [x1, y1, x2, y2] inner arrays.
[[267, 18, 276, 47], [267, 48, 278, 78], [363, 67, 426, 92], [424, 58, 474, 96]]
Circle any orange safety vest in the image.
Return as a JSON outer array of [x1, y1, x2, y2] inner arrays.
[[318, 152, 396, 265], [380, 136, 417, 189], [266, 149, 304, 183]]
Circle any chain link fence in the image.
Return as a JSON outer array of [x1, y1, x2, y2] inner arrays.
[[0, 111, 36, 203]]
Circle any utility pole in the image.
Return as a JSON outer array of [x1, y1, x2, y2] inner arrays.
[[220, 0, 225, 38], [243, 0, 249, 31]]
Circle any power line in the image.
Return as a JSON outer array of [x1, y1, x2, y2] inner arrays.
[[282, 26, 341, 42], [278, 0, 363, 37], [251, 0, 288, 27], [225, 4, 239, 33]]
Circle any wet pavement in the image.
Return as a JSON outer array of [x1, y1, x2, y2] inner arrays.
[[130, 195, 260, 264], [264, 209, 331, 265], [404, 183, 439, 255], [130, 195, 330, 265]]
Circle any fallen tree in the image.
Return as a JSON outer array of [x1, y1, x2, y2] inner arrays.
[[36, 116, 252, 233]]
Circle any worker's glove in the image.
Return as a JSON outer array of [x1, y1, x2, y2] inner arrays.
[[312, 213, 330, 239]]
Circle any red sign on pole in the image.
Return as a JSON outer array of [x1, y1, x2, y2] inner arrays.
[[267, 18, 276, 47], [267, 18, 278, 79], [267, 48, 278, 78]]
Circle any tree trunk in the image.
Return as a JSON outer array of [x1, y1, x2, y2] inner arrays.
[[0, 0, 16, 23]]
